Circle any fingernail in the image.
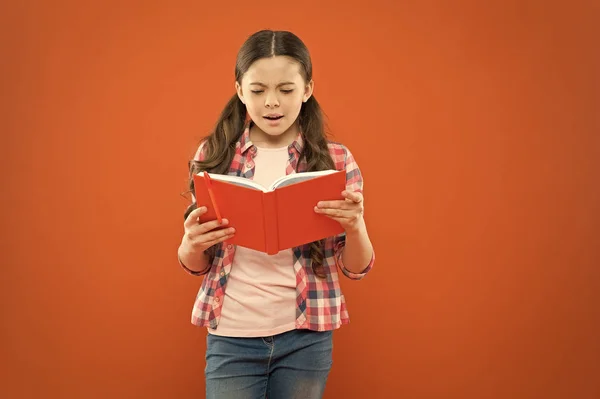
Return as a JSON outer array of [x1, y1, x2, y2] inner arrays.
[[200, 206, 207, 211], [222, 219, 229, 224]]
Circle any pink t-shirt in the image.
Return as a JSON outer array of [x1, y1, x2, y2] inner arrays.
[[208, 146, 297, 337]]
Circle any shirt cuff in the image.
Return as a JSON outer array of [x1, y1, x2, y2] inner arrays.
[[178, 255, 211, 276], [334, 241, 375, 280]]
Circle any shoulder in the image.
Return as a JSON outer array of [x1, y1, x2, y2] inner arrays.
[[326, 140, 359, 169], [326, 140, 347, 159], [326, 140, 364, 188]]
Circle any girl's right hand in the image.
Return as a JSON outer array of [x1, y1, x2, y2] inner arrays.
[[180, 206, 235, 254]]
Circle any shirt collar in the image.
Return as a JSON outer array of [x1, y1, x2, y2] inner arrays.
[[239, 125, 254, 154], [239, 123, 304, 156]]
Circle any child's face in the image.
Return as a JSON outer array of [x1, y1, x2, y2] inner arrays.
[[236, 56, 313, 140]]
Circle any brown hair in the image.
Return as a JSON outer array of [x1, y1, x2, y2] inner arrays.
[[185, 30, 335, 277]]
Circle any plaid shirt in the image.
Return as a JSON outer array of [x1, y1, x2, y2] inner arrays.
[[182, 127, 375, 331]]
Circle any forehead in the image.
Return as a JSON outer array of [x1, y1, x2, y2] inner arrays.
[[243, 56, 304, 84]]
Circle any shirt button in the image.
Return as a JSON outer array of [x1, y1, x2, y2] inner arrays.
[[228, 244, 233, 250], [214, 297, 220, 303], [220, 271, 225, 277]]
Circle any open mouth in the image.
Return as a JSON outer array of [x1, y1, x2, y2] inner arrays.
[[264, 115, 283, 121]]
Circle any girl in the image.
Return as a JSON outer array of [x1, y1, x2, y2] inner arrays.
[[178, 30, 375, 399]]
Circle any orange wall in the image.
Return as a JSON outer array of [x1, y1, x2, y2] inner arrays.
[[2, 1, 599, 398]]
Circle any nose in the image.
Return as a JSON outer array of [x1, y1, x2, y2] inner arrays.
[[264, 91, 279, 108]]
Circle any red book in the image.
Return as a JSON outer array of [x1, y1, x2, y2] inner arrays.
[[193, 170, 346, 255]]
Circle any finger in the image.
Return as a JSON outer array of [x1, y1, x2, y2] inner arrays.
[[316, 200, 361, 211], [184, 205, 208, 228], [196, 218, 230, 234], [314, 207, 356, 219], [316, 200, 355, 209], [190, 226, 235, 246], [185, 207, 229, 230], [201, 232, 236, 248], [342, 190, 363, 203], [317, 212, 364, 231]]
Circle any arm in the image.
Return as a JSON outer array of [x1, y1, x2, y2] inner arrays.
[[315, 146, 375, 279], [341, 219, 374, 274], [178, 238, 212, 276], [179, 141, 234, 275]]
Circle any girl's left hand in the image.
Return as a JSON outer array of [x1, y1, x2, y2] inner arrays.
[[314, 190, 365, 233]]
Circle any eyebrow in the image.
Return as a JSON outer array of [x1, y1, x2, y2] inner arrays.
[[249, 81, 296, 87]]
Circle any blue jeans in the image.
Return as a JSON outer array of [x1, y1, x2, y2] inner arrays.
[[205, 329, 333, 399]]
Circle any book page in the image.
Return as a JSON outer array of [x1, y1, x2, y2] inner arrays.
[[270, 170, 338, 190], [201, 173, 268, 192]]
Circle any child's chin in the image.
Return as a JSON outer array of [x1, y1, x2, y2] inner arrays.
[[258, 123, 289, 136]]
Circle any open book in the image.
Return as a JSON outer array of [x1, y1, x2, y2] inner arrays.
[[193, 170, 346, 254]]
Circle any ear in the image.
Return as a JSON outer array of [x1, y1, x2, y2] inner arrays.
[[235, 81, 245, 104], [303, 80, 314, 103]]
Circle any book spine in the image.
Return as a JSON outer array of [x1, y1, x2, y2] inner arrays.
[[263, 191, 279, 255]]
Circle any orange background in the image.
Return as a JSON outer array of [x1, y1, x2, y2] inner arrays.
[[2, 0, 599, 398]]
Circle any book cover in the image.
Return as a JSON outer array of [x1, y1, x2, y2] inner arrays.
[[193, 170, 346, 254]]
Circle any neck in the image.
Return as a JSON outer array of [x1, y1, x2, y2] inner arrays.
[[250, 121, 299, 149]]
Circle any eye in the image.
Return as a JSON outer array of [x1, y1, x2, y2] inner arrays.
[[250, 90, 264, 94], [281, 89, 294, 94]]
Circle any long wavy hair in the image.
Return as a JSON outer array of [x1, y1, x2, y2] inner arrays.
[[185, 30, 335, 277]]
